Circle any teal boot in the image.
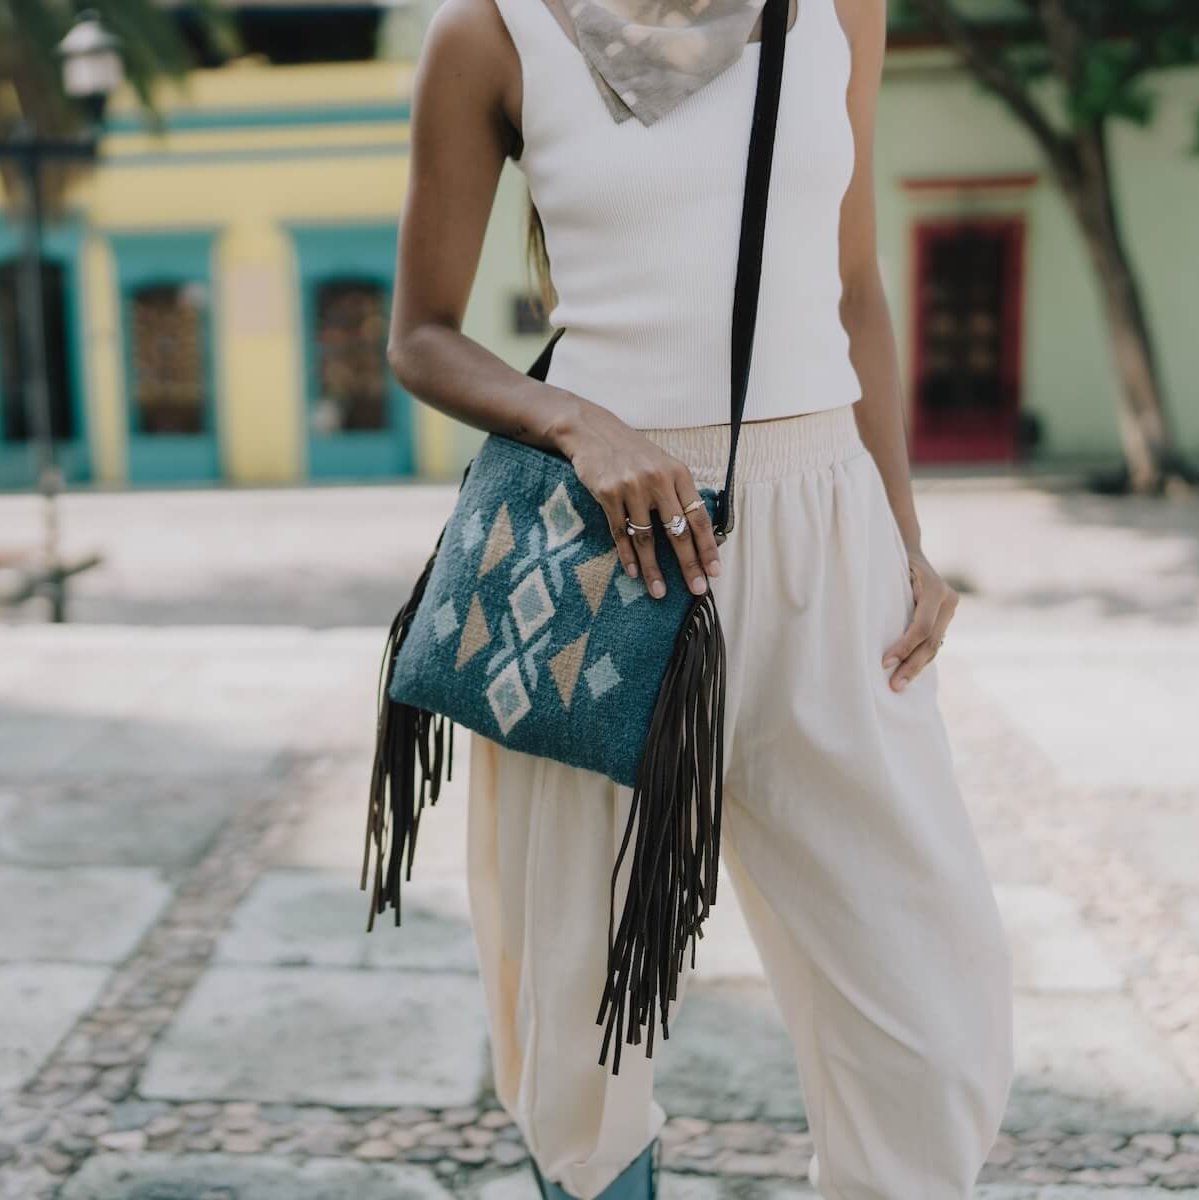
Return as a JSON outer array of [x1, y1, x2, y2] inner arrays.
[[530, 1138, 659, 1199]]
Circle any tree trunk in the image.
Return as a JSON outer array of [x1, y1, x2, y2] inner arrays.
[[1060, 124, 1175, 493]]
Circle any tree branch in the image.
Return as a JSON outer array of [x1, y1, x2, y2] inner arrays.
[[908, 0, 1079, 180]]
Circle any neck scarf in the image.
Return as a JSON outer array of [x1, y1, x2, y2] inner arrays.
[[556, 0, 773, 126]]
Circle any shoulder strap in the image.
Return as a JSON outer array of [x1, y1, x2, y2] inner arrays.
[[717, 0, 787, 539], [528, 0, 789, 541]]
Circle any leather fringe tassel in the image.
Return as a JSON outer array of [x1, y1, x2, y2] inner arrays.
[[596, 589, 727, 1074], [361, 541, 454, 931]]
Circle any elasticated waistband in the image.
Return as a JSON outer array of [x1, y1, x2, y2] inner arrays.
[[640, 402, 865, 486]]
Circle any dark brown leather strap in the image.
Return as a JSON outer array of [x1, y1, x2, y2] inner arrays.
[[716, 0, 788, 539], [528, 0, 789, 542]]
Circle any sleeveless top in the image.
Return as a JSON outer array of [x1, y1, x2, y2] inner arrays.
[[494, 0, 862, 429]]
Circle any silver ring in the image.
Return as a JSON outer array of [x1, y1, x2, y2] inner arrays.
[[682, 499, 705, 516], [625, 518, 653, 537], [667, 514, 688, 537]]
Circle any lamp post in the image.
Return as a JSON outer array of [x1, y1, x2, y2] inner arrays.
[[0, 11, 123, 621]]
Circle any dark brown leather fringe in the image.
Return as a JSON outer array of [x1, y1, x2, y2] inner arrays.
[[361, 542, 454, 931], [596, 589, 727, 1074]]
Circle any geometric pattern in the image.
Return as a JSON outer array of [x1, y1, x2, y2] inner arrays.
[[509, 567, 555, 643], [479, 502, 516, 577], [522, 631, 552, 692], [585, 652, 622, 700], [433, 600, 459, 643], [574, 549, 619, 616], [549, 631, 589, 709], [461, 509, 485, 552], [455, 592, 490, 672], [486, 658, 532, 735], [510, 527, 544, 581], [615, 573, 645, 607], [540, 482, 585, 551], [486, 614, 516, 676], [386, 433, 723, 787], [548, 543, 583, 595]]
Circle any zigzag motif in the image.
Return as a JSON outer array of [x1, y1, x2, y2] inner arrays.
[[522, 632, 552, 692], [486, 613, 517, 676], [548, 542, 583, 595], [510, 526, 543, 581]]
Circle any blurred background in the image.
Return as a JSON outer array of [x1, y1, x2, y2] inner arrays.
[[0, 1, 1197, 1198]]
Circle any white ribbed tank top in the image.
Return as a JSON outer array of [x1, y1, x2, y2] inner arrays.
[[494, 0, 861, 428]]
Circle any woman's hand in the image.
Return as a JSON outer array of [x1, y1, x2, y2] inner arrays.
[[882, 547, 958, 692], [550, 397, 721, 600]]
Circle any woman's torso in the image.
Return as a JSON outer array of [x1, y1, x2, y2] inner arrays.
[[494, 0, 861, 429]]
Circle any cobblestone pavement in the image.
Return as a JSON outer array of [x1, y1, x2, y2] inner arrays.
[[1, 482, 1197, 1198]]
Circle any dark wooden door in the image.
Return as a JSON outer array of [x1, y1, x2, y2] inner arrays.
[[911, 220, 1025, 463]]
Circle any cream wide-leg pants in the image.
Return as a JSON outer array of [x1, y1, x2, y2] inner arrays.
[[465, 405, 1016, 1200]]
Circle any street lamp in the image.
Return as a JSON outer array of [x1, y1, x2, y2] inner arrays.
[[60, 14, 126, 122], [0, 11, 124, 621]]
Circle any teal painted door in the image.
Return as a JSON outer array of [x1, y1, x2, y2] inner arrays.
[[0, 256, 90, 489], [112, 233, 221, 485], [292, 226, 414, 479]]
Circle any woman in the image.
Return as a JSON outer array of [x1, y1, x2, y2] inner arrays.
[[386, 0, 1016, 1196]]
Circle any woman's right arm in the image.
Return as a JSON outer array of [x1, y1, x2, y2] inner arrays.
[[387, 0, 720, 597]]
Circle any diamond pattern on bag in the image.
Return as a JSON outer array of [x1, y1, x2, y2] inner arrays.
[[487, 659, 532, 735], [433, 600, 459, 642], [540, 483, 585, 550], [573, 549, 619, 616], [585, 653, 622, 700], [615, 573, 645, 607], [479, 502, 516, 577], [510, 567, 556, 643], [461, 509, 485, 552], [549, 631, 590, 709], [455, 593, 491, 671]]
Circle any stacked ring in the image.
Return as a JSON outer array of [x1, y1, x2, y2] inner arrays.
[[667, 514, 688, 537]]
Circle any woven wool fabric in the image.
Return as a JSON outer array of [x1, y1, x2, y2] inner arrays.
[[388, 434, 718, 788]]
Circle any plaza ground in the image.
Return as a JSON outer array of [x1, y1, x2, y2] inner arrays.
[[0, 476, 1197, 1198]]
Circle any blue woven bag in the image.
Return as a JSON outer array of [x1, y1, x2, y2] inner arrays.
[[363, 0, 788, 1076]]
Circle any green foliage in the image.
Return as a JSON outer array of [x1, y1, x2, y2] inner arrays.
[[908, 0, 1199, 136], [0, 0, 238, 118]]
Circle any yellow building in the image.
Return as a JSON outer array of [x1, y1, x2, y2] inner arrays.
[[2, 7, 1197, 488], [0, 50, 542, 488]]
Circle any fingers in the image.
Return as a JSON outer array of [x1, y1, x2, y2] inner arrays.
[[625, 499, 667, 599], [602, 502, 640, 581], [593, 453, 723, 602], [676, 471, 722, 581], [654, 473, 713, 598], [883, 576, 958, 692]]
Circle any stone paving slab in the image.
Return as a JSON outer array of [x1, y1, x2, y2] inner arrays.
[[0, 964, 109, 1092], [975, 1192, 1199, 1199], [0, 867, 171, 964], [993, 884, 1124, 992], [475, 1173, 1199, 1199], [58, 1153, 454, 1200], [0, 778, 239, 868], [273, 755, 470, 878], [1009, 991, 1199, 1131], [656, 983, 806, 1122], [216, 869, 476, 972], [139, 966, 489, 1108], [953, 633, 1198, 791]]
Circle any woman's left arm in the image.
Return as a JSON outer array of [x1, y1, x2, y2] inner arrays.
[[835, 0, 960, 692]]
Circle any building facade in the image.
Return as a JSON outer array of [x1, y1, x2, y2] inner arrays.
[[0, 18, 1196, 488]]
